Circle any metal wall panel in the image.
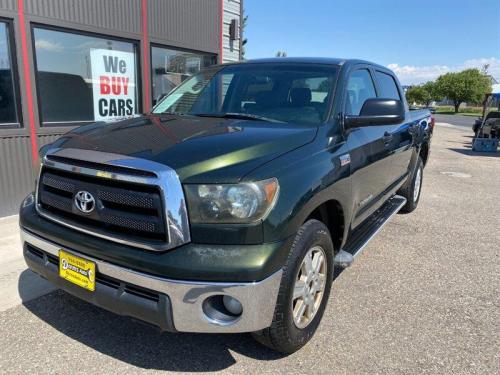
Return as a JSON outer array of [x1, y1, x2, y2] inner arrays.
[[25, 0, 142, 35], [148, 0, 219, 53], [0, 134, 62, 216], [0, 136, 35, 216], [0, 0, 17, 12], [37, 133, 62, 147], [222, 0, 240, 62]]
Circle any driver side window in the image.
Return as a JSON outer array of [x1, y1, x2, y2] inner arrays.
[[345, 69, 376, 115]]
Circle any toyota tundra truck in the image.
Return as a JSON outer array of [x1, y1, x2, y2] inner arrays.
[[20, 58, 432, 353]]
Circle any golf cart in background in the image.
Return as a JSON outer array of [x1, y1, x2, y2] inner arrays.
[[472, 84, 500, 152]]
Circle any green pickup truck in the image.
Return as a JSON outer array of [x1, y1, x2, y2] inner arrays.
[[20, 58, 432, 353]]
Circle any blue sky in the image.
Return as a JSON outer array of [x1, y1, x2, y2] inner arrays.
[[244, 0, 500, 84]]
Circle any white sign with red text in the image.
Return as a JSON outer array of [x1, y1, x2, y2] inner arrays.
[[90, 49, 135, 121]]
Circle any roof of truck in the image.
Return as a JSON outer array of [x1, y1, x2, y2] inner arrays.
[[221, 57, 389, 71]]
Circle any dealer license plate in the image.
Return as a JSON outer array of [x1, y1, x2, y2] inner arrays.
[[59, 250, 96, 291]]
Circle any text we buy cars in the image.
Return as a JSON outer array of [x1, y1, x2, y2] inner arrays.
[[91, 49, 136, 121]]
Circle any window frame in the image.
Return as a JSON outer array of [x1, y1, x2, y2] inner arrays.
[[30, 23, 143, 128], [343, 67, 378, 116], [373, 69, 402, 101], [149, 42, 217, 104], [0, 17, 23, 129], [153, 62, 340, 126]]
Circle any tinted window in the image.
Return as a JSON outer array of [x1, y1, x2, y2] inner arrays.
[[345, 69, 376, 115], [33, 27, 139, 125], [375, 71, 401, 100], [0, 22, 20, 126], [151, 46, 216, 104], [153, 64, 338, 125]]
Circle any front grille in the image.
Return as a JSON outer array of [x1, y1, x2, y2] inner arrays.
[[37, 166, 167, 246]]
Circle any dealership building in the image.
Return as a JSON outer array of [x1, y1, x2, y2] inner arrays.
[[0, 0, 242, 216]]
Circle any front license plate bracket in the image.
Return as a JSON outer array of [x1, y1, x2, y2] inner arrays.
[[59, 250, 96, 292]]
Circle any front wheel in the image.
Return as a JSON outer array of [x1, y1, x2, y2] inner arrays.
[[251, 219, 334, 353], [398, 156, 424, 213]]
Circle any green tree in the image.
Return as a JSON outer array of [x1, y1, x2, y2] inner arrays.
[[422, 81, 442, 106], [435, 69, 491, 113], [406, 86, 431, 105]]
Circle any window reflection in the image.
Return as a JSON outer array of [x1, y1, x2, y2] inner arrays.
[[151, 46, 216, 104], [33, 27, 139, 125], [0, 22, 19, 126]]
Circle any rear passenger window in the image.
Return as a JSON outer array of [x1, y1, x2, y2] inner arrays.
[[375, 71, 401, 100], [345, 69, 376, 115]]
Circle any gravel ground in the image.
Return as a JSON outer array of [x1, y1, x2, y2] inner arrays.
[[0, 123, 498, 374]]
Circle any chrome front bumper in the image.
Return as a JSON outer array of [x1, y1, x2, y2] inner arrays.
[[21, 229, 282, 333]]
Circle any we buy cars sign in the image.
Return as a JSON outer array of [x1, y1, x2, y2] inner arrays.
[[91, 49, 135, 121]]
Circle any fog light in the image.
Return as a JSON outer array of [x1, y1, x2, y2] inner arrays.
[[202, 295, 243, 326], [223, 295, 243, 316]]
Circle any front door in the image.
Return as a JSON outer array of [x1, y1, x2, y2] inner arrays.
[[345, 68, 394, 228], [372, 70, 413, 187]]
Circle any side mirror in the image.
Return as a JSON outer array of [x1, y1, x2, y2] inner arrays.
[[345, 98, 405, 127]]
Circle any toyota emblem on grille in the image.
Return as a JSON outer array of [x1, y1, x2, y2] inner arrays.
[[74, 191, 96, 213]]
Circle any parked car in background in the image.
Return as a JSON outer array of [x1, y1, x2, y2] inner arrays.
[[20, 58, 432, 353]]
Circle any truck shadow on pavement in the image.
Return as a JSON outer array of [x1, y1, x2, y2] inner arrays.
[[448, 148, 500, 157], [18, 270, 287, 371]]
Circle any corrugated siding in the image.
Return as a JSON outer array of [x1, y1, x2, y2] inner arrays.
[[0, 0, 17, 11], [37, 133, 63, 147], [25, 0, 142, 34], [0, 134, 62, 216], [148, 0, 219, 53], [222, 0, 240, 62], [0, 136, 35, 216]]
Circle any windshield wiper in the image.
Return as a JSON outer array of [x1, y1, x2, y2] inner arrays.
[[192, 112, 284, 123]]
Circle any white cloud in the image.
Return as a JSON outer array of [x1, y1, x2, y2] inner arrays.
[[388, 57, 500, 85], [35, 39, 63, 52]]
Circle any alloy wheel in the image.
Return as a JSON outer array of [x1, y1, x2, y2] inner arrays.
[[291, 246, 327, 329]]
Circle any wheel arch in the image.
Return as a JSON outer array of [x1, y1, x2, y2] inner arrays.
[[303, 199, 346, 252]]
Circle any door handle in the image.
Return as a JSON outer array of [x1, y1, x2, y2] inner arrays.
[[383, 131, 393, 144]]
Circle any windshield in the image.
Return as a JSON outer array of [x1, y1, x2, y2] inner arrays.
[[152, 63, 338, 125]]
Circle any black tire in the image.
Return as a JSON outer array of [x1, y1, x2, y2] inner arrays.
[[251, 219, 334, 353], [398, 156, 424, 214]]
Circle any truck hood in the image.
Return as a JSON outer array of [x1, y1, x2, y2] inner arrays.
[[49, 114, 317, 183]]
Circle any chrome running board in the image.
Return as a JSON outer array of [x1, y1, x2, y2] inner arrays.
[[334, 195, 407, 268]]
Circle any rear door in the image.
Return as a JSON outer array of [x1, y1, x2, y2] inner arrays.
[[372, 70, 414, 189], [345, 67, 394, 228]]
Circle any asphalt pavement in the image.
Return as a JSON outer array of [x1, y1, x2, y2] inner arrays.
[[0, 123, 498, 374], [434, 114, 476, 128]]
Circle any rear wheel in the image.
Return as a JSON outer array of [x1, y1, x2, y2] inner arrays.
[[251, 219, 334, 353], [398, 156, 424, 213]]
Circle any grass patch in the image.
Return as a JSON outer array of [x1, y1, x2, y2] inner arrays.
[[435, 106, 487, 116]]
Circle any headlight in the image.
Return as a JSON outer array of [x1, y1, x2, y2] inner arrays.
[[185, 178, 279, 223]]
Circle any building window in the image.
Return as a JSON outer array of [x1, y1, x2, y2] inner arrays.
[[151, 45, 216, 104], [33, 27, 140, 126], [0, 21, 21, 127]]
